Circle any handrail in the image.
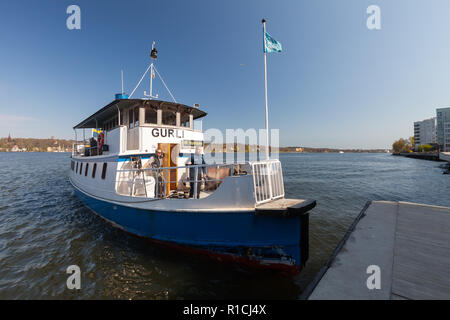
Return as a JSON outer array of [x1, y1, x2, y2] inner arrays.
[[250, 159, 284, 204], [115, 162, 250, 199], [74, 157, 284, 203]]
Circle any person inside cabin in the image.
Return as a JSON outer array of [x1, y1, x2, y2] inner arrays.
[[97, 131, 104, 155], [89, 137, 97, 156], [188, 146, 206, 199], [142, 149, 164, 196]]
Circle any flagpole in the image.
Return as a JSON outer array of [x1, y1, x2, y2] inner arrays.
[[262, 18, 270, 160]]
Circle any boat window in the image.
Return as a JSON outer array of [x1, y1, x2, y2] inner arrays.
[[92, 163, 97, 178], [145, 107, 157, 124], [71, 161, 74, 171], [104, 117, 118, 131], [162, 109, 176, 126], [128, 109, 134, 129], [76, 162, 78, 172], [79, 163, 83, 175], [180, 112, 190, 127], [134, 107, 139, 127], [85, 163, 89, 176], [101, 163, 107, 180]]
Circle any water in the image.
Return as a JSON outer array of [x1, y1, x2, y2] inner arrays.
[[0, 152, 448, 299]]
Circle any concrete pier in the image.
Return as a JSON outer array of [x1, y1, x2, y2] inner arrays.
[[394, 152, 441, 161], [440, 152, 450, 162], [302, 201, 450, 300]]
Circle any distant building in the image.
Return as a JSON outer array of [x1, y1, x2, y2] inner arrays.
[[414, 117, 436, 150], [436, 107, 450, 152], [7, 133, 11, 142], [11, 145, 19, 152], [295, 147, 303, 152]]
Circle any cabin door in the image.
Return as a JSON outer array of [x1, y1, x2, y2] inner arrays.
[[158, 143, 179, 195]]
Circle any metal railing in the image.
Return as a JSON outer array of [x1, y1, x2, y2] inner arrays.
[[250, 159, 284, 204], [72, 141, 106, 157], [72, 142, 87, 157], [115, 162, 250, 199]]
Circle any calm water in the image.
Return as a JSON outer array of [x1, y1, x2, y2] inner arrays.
[[0, 152, 448, 299]]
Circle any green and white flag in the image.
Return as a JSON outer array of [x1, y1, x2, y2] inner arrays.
[[263, 32, 282, 53]]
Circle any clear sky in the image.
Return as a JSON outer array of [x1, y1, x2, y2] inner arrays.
[[1, 0, 450, 148]]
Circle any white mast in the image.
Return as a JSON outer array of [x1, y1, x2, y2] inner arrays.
[[262, 18, 270, 160], [144, 41, 158, 100], [130, 41, 176, 101], [150, 41, 155, 99]]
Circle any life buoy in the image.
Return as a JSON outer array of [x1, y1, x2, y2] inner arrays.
[[97, 132, 104, 150]]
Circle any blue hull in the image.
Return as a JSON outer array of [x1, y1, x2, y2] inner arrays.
[[73, 188, 309, 274]]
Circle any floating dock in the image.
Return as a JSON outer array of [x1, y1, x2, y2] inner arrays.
[[302, 201, 450, 300]]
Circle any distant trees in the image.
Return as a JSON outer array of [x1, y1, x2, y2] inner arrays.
[[392, 137, 414, 153], [0, 137, 74, 152]]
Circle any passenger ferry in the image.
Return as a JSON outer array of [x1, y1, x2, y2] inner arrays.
[[69, 48, 316, 275]]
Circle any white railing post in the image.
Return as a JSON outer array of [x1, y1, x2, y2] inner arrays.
[[194, 166, 198, 199]]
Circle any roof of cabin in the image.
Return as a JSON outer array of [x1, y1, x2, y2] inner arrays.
[[73, 99, 207, 129]]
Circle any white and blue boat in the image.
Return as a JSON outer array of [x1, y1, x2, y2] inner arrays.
[[69, 47, 316, 275]]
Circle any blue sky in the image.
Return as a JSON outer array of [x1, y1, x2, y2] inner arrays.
[[1, 0, 450, 148]]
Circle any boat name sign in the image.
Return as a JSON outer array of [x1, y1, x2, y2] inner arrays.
[[151, 128, 185, 138]]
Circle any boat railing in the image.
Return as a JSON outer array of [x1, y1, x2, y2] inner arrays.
[[114, 159, 284, 203], [115, 162, 250, 199], [72, 141, 104, 157], [250, 159, 285, 204], [72, 142, 87, 157]]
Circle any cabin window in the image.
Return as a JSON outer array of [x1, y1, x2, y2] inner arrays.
[[145, 107, 157, 124], [128, 109, 134, 129], [76, 162, 78, 173], [180, 112, 190, 128], [101, 163, 107, 180], [162, 109, 177, 126], [134, 107, 139, 127], [85, 163, 89, 176], [104, 117, 119, 131], [71, 161, 74, 171], [79, 163, 83, 175], [92, 163, 97, 178], [112, 117, 118, 129]]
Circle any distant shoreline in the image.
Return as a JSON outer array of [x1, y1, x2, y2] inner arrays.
[[0, 137, 391, 154]]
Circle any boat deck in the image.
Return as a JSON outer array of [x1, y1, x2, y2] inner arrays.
[[255, 198, 316, 216], [302, 201, 450, 300]]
